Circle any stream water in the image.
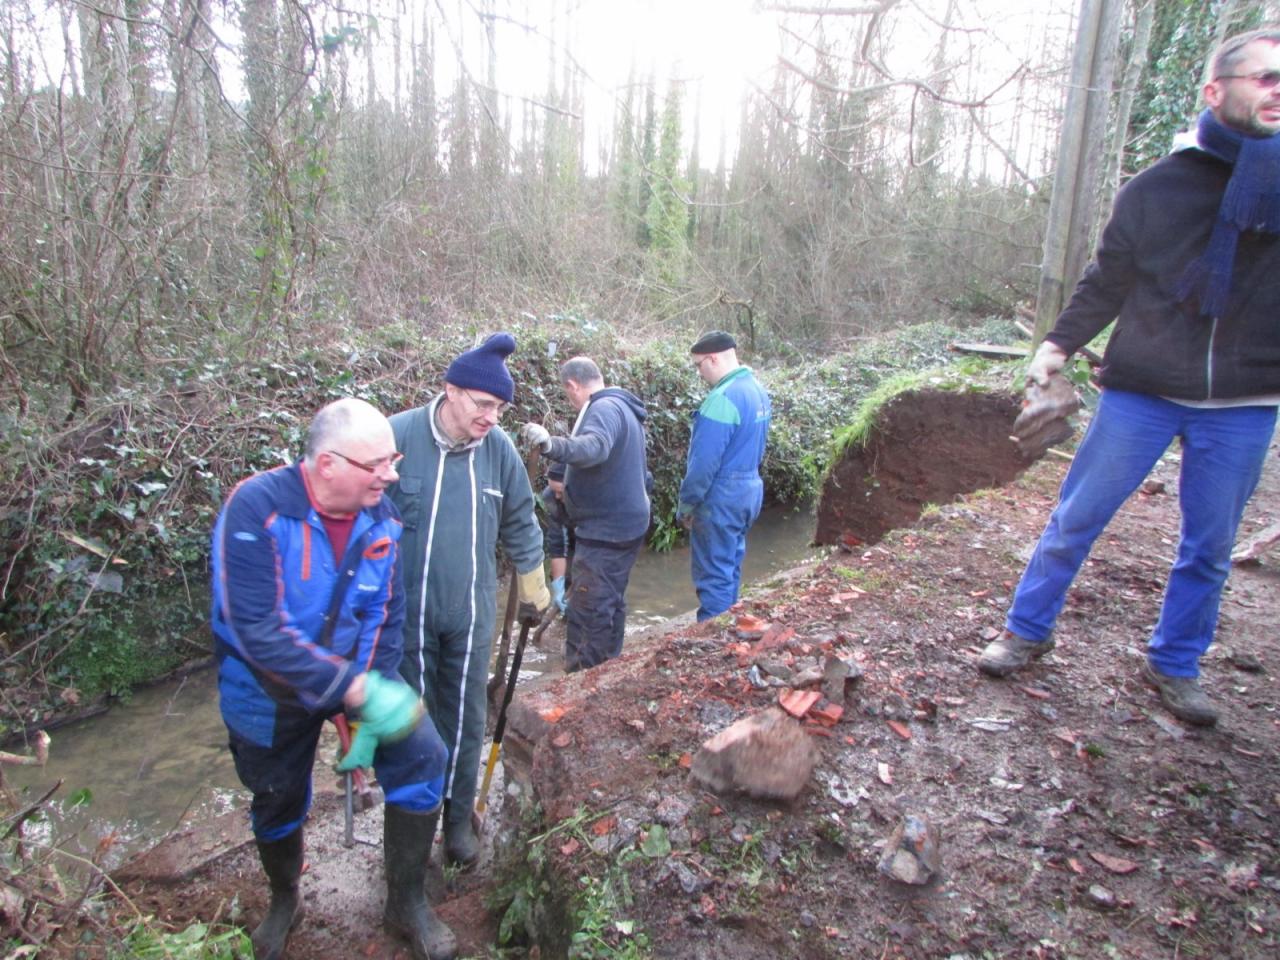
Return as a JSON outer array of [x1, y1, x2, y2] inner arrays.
[[6, 503, 820, 864]]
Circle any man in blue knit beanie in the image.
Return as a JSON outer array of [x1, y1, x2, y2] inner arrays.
[[388, 333, 551, 882], [981, 29, 1280, 729]]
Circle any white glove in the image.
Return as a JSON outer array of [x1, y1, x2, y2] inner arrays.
[[1026, 340, 1070, 387], [519, 422, 551, 451]]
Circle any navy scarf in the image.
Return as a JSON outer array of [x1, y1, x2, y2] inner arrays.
[[1176, 109, 1280, 317]]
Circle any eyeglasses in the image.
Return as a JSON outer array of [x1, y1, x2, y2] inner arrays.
[[692, 356, 711, 372], [329, 450, 404, 473], [462, 388, 510, 416], [1216, 69, 1280, 89]]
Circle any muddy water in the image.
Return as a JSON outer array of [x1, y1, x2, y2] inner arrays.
[[6, 504, 819, 860]]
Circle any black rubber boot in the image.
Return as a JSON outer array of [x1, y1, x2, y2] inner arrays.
[[443, 814, 480, 868], [251, 830, 305, 960], [384, 806, 458, 960]]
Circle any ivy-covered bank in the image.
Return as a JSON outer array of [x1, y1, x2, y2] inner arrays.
[[0, 317, 1020, 735]]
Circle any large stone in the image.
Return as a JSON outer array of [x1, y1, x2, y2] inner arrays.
[[877, 812, 941, 885], [822, 655, 863, 705], [689, 707, 816, 800]]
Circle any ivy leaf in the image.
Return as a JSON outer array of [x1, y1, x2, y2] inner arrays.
[[639, 824, 671, 858]]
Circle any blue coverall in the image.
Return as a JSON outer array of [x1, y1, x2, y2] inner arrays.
[[678, 366, 771, 620]]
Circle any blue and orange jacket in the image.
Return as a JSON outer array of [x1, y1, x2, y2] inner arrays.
[[211, 460, 406, 742], [678, 366, 771, 512]]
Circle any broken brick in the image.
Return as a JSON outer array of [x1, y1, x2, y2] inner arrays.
[[590, 816, 617, 836], [809, 702, 844, 726], [752, 626, 796, 655], [540, 705, 566, 724], [779, 688, 822, 718]]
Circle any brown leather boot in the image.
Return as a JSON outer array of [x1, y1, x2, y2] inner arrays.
[[977, 630, 1056, 677]]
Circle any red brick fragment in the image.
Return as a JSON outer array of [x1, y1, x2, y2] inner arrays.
[[779, 688, 821, 718], [808, 702, 844, 726], [590, 816, 617, 836], [752, 626, 796, 655], [887, 720, 912, 740]]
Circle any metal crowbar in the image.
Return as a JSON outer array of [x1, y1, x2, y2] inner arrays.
[[330, 713, 375, 847], [475, 610, 558, 825]]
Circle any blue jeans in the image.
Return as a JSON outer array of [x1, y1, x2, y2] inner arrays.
[[1006, 389, 1275, 677], [691, 475, 764, 621]]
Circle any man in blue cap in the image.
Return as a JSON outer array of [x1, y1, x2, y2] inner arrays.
[[389, 333, 551, 869], [677, 331, 771, 621]]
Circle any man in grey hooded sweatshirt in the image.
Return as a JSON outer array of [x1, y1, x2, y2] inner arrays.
[[521, 357, 650, 672]]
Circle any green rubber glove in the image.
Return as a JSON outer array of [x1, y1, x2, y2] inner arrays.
[[335, 672, 425, 772], [359, 671, 425, 740], [336, 723, 377, 772]]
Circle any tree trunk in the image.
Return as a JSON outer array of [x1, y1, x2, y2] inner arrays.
[[1033, 0, 1124, 343], [1100, 0, 1155, 215]]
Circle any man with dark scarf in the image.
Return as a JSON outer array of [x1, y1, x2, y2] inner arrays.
[[977, 28, 1280, 728]]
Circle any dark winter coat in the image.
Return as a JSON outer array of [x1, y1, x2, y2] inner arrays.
[[1047, 148, 1280, 401]]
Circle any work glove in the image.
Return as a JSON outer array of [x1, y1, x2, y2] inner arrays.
[[676, 505, 695, 532], [519, 422, 552, 452], [1026, 339, 1070, 387], [1012, 372, 1081, 459], [550, 575, 567, 613], [336, 672, 424, 772], [516, 566, 553, 627]]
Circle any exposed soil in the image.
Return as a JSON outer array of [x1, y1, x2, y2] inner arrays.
[[85, 391, 1280, 959], [815, 388, 1028, 547]]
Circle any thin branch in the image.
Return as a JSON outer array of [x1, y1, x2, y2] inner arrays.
[[966, 107, 1036, 185], [469, 80, 581, 120], [778, 54, 1026, 109], [762, 2, 902, 14]]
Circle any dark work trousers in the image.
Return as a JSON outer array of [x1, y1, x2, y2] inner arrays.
[[564, 536, 644, 672], [227, 704, 447, 841]]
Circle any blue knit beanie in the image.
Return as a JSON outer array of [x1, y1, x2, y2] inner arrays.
[[445, 332, 516, 403]]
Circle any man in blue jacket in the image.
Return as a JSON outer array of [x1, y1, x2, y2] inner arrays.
[[521, 357, 650, 671], [212, 397, 455, 960], [979, 29, 1280, 729], [677, 331, 771, 621]]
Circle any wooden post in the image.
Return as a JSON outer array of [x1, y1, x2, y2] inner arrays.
[[1033, 0, 1125, 345]]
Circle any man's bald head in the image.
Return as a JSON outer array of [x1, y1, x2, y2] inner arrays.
[[305, 398, 391, 466]]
